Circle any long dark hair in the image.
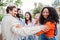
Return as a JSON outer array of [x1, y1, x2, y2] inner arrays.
[[25, 12, 32, 24], [39, 7, 59, 24]]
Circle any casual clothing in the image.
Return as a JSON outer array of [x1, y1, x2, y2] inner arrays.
[[36, 21, 56, 40], [19, 18, 25, 27], [34, 24, 47, 40], [1, 14, 20, 40], [47, 37, 56, 40], [18, 18, 26, 40], [1, 14, 48, 40], [38, 34, 48, 40], [24, 20, 35, 40]]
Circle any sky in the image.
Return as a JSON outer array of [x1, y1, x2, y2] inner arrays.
[[20, 0, 55, 13]]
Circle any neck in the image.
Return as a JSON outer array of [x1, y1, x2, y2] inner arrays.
[[9, 13, 16, 17], [27, 20, 31, 24]]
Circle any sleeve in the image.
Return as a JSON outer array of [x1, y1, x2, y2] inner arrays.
[[42, 22, 55, 32], [22, 25, 44, 36], [1, 17, 9, 40], [10, 19, 21, 35], [36, 22, 55, 36], [11, 26, 27, 36], [11, 24, 44, 36], [10, 19, 27, 36], [11, 19, 45, 36]]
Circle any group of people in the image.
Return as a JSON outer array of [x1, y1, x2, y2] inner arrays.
[[1, 5, 59, 40]]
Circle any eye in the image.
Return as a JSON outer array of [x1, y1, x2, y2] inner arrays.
[[46, 12, 49, 13]]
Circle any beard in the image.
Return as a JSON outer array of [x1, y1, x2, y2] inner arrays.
[[16, 13, 20, 18]]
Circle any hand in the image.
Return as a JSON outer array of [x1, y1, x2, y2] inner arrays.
[[4, 39, 6, 40], [35, 34, 40, 36], [16, 24, 21, 28]]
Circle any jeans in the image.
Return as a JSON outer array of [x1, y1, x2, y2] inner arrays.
[[18, 36, 26, 40], [47, 37, 56, 40], [18, 35, 56, 40], [38, 34, 48, 40], [38, 34, 56, 40], [20, 35, 35, 40], [27, 35, 35, 40]]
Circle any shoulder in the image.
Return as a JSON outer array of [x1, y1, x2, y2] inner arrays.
[[2, 15, 10, 22], [45, 21, 55, 28], [32, 19, 35, 24], [45, 21, 55, 25]]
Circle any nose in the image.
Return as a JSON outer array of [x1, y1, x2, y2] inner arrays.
[[16, 12, 17, 14], [43, 13, 47, 15], [45, 12, 47, 14]]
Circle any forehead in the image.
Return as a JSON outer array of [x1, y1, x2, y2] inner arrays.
[[18, 9, 21, 11], [25, 14, 29, 16], [25, 13, 29, 15], [43, 8, 48, 11], [36, 13, 40, 16], [13, 8, 17, 10]]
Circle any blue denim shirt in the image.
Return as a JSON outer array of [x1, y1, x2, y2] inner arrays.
[[18, 18, 26, 40]]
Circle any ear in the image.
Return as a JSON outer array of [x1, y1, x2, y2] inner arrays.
[[9, 10, 12, 14]]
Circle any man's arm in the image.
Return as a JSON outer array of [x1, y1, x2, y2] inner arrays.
[[11, 19, 44, 36], [22, 25, 44, 36], [13, 24, 28, 36], [11, 24, 44, 36]]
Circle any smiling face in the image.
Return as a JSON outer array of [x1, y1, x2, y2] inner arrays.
[[6, 6, 17, 17], [25, 13, 30, 20], [35, 13, 40, 22], [17, 10, 22, 16], [9, 8, 17, 17], [42, 8, 49, 19], [12, 8, 17, 17]]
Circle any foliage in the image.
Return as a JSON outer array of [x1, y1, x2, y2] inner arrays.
[[15, 0, 22, 6], [0, 2, 7, 6], [32, 2, 43, 18], [0, 0, 22, 6], [20, 14, 24, 19], [0, 14, 3, 21], [59, 7, 60, 12], [0, 0, 7, 6]]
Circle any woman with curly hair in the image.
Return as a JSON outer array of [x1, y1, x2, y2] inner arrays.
[[36, 7, 59, 40]]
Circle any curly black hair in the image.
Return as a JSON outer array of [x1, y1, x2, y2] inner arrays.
[[39, 7, 59, 24]]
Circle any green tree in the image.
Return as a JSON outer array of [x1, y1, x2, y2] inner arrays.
[[0, 0, 7, 11], [59, 7, 60, 12], [5, 0, 22, 6], [0, 0, 7, 21], [20, 14, 24, 19], [15, 0, 22, 6], [32, 2, 43, 18], [0, 14, 3, 21], [34, 2, 37, 8], [0, 0, 7, 6]]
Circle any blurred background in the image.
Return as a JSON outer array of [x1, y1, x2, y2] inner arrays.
[[0, 0, 60, 40]]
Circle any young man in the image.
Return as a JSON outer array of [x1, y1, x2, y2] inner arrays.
[[16, 8, 25, 40], [1, 5, 20, 40], [16, 8, 25, 27]]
